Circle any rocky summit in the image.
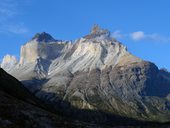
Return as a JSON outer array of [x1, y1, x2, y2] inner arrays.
[[1, 25, 170, 125]]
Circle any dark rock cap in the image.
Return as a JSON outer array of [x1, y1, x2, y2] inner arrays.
[[31, 32, 56, 42], [84, 24, 111, 39]]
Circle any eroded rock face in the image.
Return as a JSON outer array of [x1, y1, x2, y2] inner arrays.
[[2, 26, 170, 123], [39, 61, 170, 122], [1, 55, 18, 71], [19, 32, 67, 65]]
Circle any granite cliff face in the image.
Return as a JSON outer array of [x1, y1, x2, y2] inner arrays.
[[1, 25, 170, 124], [19, 32, 66, 65]]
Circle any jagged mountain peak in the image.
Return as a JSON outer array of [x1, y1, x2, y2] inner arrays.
[[84, 25, 111, 40], [31, 32, 56, 42], [91, 25, 109, 34]]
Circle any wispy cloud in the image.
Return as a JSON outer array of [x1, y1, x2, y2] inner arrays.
[[0, 0, 17, 20], [4, 24, 29, 34], [0, 8, 16, 17], [111, 30, 124, 39], [130, 31, 170, 43], [0, 0, 30, 35]]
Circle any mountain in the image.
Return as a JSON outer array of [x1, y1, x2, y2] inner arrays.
[[2, 25, 170, 124]]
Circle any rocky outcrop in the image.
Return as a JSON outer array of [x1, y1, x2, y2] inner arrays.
[[84, 25, 111, 39], [2, 26, 170, 124], [31, 32, 56, 42], [1, 55, 18, 71]]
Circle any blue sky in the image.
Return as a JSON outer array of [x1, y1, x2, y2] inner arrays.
[[0, 0, 170, 70]]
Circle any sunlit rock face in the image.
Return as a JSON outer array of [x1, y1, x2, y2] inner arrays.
[[1, 54, 18, 71], [48, 25, 141, 74], [2, 26, 170, 123], [19, 32, 67, 65]]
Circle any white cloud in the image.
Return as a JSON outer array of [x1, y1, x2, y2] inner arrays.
[[130, 31, 145, 41], [129, 31, 170, 43]]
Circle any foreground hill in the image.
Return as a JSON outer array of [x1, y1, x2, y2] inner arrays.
[[0, 68, 100, 127]]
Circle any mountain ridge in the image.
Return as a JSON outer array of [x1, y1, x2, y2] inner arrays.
[[1, 25, 170, 124]]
